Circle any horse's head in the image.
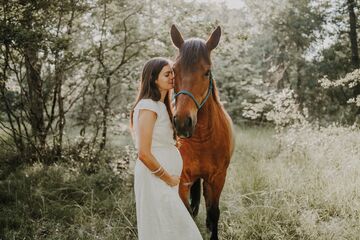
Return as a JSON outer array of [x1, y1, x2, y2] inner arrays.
[[170, 25, 221, 138]]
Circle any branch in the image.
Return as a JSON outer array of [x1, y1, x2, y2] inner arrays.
[[96, 2, 108, 72], [0, 122, 18, 138], [0, 134, 16, 150], [0, 121, 51, 156], [44, 80, 58, 134], [107, 9, 136, 76], [63, 82, 91, 114]]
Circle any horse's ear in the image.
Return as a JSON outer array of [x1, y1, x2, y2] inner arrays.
[[206, 26, 221, 51], [171, 24, 184, 49]]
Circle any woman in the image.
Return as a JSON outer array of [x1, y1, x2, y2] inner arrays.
[[130, 57, 203, 240]]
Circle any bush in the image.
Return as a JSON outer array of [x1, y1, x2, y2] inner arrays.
[[0, 160, 137, 240]]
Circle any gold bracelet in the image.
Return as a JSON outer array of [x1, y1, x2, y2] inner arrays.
[[154, 168, 164, 177], [151, 166, 162, 174], [158, 169, 166, 178]]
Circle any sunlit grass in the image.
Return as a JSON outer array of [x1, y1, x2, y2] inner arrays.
[[212, 125, 360, 239], [1, 125, 360, 239]]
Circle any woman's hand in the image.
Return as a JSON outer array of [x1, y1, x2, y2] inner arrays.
[[164, 175, 180, 187]]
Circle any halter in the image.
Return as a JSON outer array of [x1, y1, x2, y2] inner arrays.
[[172, 71, 213, 109]]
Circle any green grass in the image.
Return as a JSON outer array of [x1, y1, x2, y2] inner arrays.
[[1, 125, 360, 239], [0, 161, 137, 239], [208, 125, 360, 239]]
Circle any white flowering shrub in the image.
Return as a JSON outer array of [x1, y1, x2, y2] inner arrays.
[[319, 69, 360, 107], [242, 88, 308, 127]]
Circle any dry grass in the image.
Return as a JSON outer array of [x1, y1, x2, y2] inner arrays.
[[210, 125, 360, 239]]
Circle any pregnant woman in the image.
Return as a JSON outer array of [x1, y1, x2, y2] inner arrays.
[[130, 57, 203, 240]]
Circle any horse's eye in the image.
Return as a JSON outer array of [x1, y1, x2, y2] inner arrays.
[[204, 71, 210, 78]]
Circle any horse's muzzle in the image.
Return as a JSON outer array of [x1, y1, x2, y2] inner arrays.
[[173, 115, 193, 138]]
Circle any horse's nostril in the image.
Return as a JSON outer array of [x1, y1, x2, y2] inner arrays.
[[185, 117, 192, 129], [173, 116, 192, 130]]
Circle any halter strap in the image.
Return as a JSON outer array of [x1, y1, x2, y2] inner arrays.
[[173, 71, 213, 110]]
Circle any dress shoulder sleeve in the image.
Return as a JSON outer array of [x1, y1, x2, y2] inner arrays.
[[134, 99, 159, 115]]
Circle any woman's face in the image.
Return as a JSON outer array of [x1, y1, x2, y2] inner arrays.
[[155, 64, 174, 91]]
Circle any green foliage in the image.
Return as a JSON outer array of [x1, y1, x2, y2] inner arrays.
[[2, 0, 360, 238], [0, 158, 136, 239], [2, 0, 360, 159]]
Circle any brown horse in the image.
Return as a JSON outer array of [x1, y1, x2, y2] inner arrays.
[[171, 25, 235, 240]]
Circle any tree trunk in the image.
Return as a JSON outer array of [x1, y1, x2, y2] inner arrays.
[[53, 3, 76, 159], [296, 59, 304, 111], [347, 0, 359, 69], [22, 6, 46, 154], [25, 47, 46, 152], [99, 75, 111, 151], [54, 59, 65, 158], [347, 0, 360, 118]]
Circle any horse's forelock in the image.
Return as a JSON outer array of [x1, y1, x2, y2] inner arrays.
[[178, 38, 211, 71]]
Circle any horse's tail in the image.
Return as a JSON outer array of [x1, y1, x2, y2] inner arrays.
[[190, 178, 201, 217]]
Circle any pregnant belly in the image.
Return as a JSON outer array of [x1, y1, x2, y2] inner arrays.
[[151, 146, 183, 176]]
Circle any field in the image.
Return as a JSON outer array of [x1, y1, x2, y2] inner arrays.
[[1, 125, 360, 239]]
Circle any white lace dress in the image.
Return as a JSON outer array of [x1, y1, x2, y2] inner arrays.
[[132, 99, 203, 240]]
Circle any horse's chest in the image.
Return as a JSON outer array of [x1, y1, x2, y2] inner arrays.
[[180, 139, 231, 165]]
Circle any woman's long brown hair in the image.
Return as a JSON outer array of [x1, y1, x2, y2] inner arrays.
[[130, 58, 174, 136]]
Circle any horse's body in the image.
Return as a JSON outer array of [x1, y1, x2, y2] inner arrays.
[[171, 25, 234, 240]]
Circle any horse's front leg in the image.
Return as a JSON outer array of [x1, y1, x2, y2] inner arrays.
[[203, 173, 226, 240], [178, 174, 192, 213]]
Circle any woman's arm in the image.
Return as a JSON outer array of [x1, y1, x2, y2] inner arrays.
[[137, 109, 179, 187]]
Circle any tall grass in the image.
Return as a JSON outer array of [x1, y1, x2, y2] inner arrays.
[[1, 125, 360, 239], [0, 155, 137, 239], [215, 125, 360, 239]]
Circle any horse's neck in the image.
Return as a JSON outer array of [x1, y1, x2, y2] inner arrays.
[[193, 98, 222, 139], [198, 100, 216, 125], [183, 97, 234, 156]]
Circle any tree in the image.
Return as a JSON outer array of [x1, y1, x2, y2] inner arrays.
[[0, 0, 88, 160], [346, 0, 360, 117], [80, 0, 151, 151]]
